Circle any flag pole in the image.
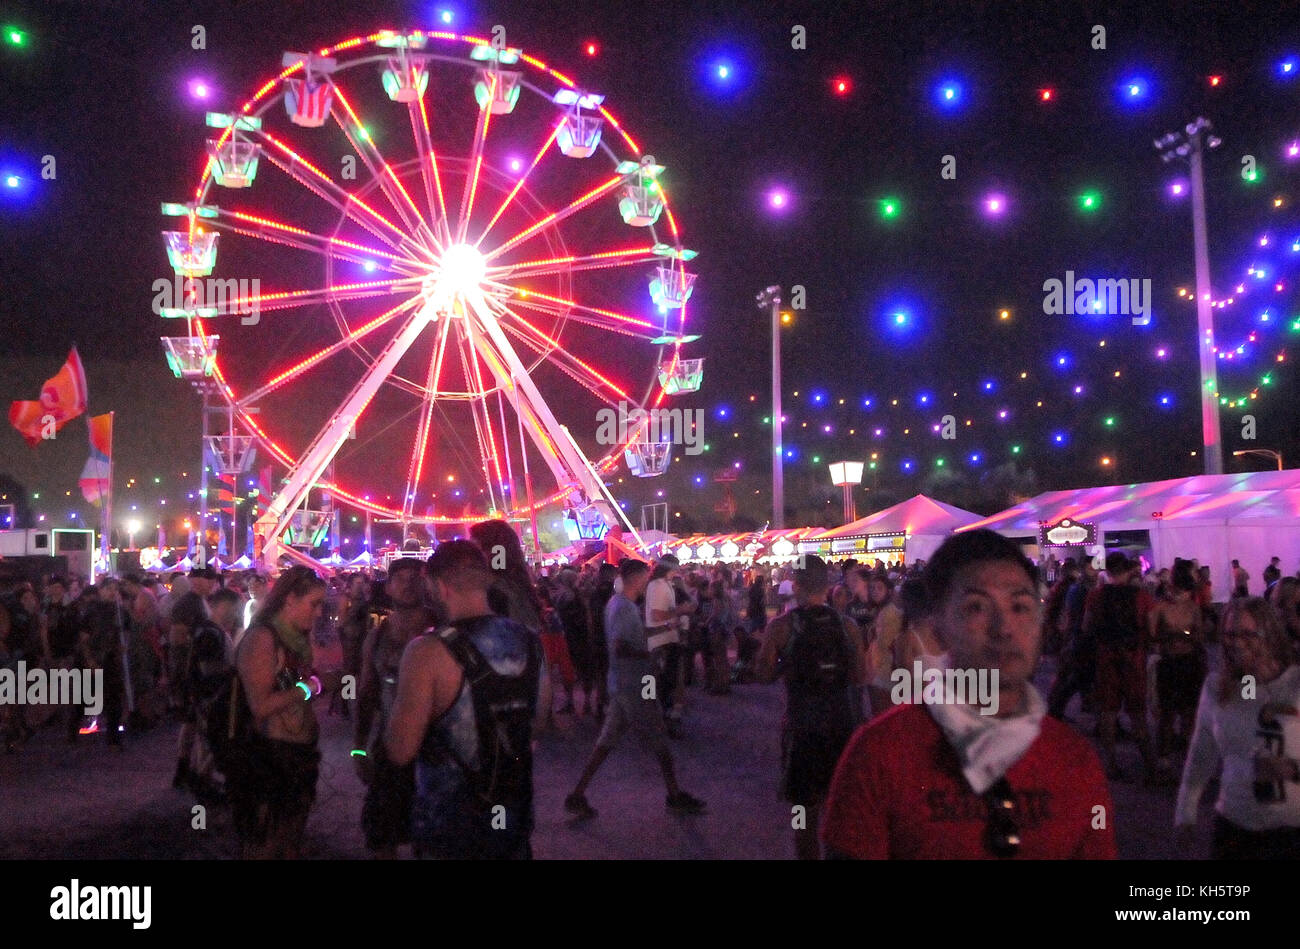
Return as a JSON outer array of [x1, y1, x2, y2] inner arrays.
[[105, 410, 135, 716], [102, 412, 114, 570]]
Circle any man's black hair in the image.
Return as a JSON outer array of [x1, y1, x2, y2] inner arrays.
[[207, 587, 240, 608], [619, 558, 649, 582], [921, 529, 1037, 607], [426, 539, 492, 589], [793, 554, 829, 594], [387, 555, 424, 576]]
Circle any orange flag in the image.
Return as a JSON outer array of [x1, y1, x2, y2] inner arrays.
[[8, 347, 89, 446]]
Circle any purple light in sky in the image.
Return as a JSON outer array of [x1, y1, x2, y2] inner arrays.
[[189, 79, 210, 100], [983, 193, 1007, 216], [767, 188, 789, 210]]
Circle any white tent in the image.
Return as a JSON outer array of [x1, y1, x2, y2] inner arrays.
[[819, 494, 984, 564], [962, 470, 1300, 599], [347, 549, 374, 567]]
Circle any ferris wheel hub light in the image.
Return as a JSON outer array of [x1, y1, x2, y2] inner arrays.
[[436, 243, 487, 295]]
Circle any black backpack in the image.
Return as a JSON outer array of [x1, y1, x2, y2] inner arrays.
[[782, 605, 857, 734], [1089, 585, 1141, 647], [204, 667, 254, 773], [436, 619, 541, 815], [204, 631, 281, 773]]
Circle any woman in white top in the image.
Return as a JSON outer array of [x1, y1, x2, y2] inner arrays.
[[1175, 597, 1300, 858]]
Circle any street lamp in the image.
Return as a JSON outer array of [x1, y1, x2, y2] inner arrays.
[[1233, 449, 1284, 471], [829, 461, 864, 525], [757, 284, 784, 528], [1155, 117, 1223, 475], [127, 518, 140, 550]]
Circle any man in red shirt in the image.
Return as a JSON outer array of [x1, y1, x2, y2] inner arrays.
[[821, 529, 1116, 859]]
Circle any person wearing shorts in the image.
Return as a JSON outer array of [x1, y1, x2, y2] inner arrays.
[[564, 559, 705, 819]]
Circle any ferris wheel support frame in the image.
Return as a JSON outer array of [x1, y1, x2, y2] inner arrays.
[[463, 288, 628, 527], [255, 305, 429, 566]]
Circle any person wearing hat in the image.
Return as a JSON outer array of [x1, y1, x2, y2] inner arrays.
[[1084, 552, 1158, 782]]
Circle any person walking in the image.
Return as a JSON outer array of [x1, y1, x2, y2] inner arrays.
[[564, 558, 706, 820]]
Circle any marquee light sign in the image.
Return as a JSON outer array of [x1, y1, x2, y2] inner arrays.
[[1039, 517, 1097, 547]]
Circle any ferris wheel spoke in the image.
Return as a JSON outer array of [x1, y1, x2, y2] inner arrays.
[[410, 96, 452, 246], [202, 278, 421, 319], [257, 132, 410, 251], [330, 87, 433, 245], [499, 322, 620, 404], [509, 298, 663, 342], [401, 316, 452, 519], [469, 332, 509, 509], [213, 213, 425, 272], [485, 173, 626, 263], [495, 306, 631, 402], [474, 122, 562, 249], [503, 287, 657, 332], [454, 319, 504, 513], [489, 245, 658, 281], [235, 297, 422, 409], [454, 90, 496, 246]]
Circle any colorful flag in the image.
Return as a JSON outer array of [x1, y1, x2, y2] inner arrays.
[[285, 78, 333, 127], [9, 347, 89, 446], [78, 412, 112, 506]]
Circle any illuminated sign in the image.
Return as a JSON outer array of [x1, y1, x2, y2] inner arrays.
[[1039, 518, 1096, 547]]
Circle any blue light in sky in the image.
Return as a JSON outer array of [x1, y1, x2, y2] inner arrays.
[[934, 78, 964, 109], [1119, 75, 1151, 104]]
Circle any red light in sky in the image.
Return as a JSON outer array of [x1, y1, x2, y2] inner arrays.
[[1039, 87, 1053, 101], [832, 75, 851, 96], [585, 41, 598, 56], [1208, 75, 1222, 86]]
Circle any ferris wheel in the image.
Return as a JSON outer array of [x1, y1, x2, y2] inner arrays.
[[157, 28, 703, 568]]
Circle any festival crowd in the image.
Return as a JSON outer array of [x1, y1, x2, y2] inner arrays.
[[4, 524, 1300, 860]]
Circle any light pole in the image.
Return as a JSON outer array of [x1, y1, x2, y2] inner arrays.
[[1233, 449, 1283, 471], [1156, 118, 1224, 475], [127, 518, 140, 551], [757, 285, 784, 528], [829, 461, 864, 525]]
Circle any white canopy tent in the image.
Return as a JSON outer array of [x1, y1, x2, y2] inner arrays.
[[818, 494, 985, 564], [961, 470, 1300, 599]]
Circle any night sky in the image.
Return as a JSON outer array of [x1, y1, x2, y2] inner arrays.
[[2, 0, 1300, 547]]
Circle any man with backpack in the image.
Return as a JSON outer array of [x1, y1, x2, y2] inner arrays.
[[1084, 552, 1157, 783], [385, 541, 543, 859], [756, 555, 866, 859]]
